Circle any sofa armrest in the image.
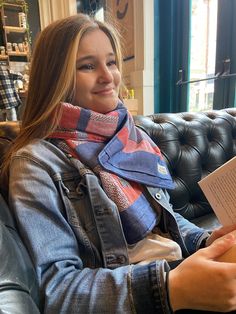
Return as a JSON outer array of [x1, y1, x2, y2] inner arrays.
[[0, 194, 40, 313]]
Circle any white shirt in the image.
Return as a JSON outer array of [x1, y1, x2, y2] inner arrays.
[[128, 227, 182, 265]]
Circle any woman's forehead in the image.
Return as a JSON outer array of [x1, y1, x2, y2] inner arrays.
[[77, 29, 115, 56]]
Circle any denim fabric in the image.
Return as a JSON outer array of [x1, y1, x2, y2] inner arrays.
[[8, 140, 208, 314]]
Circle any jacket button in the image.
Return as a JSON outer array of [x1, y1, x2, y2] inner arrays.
[[155, 192, 161, 200], [96, 209, 103, 215]]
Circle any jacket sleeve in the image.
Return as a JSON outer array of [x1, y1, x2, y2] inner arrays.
[[174, 211, 210, 254], [162, 189, 209, 254], [8, 154, 173, 314]]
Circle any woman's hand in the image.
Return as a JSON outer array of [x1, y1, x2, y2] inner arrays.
[[168, 231, 236, 312], [206, 224, 236, 247]]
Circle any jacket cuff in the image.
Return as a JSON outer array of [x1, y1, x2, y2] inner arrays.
[[131, 260, 173, 314], [197, 231, 211, 249]]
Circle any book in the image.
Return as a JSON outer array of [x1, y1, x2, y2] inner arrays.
[[198, 156, 236, 226]]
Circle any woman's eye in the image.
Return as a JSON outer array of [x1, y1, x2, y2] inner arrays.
[[107, 60, 117, 67], [78, 64, 95, 71]]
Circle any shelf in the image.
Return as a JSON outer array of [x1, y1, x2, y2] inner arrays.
[[1, 1, 31, 67], [4, 26, 26, 33], [1, 3, 24, 8], [7, 51, 28, 56], [123, 99, 139, 115]]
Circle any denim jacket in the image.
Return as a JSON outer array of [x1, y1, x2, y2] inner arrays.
[[8, 140, 209, 314]]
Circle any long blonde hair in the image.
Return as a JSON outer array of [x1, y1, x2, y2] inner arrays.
[[1, 13, 123, 184]]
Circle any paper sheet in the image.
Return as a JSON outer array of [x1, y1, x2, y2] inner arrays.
[[198, 156, 236, 226]]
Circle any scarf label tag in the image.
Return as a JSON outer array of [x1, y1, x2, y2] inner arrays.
[[157, 163, 169, 176]]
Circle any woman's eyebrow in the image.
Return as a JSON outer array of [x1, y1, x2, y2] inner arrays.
[[77, 52, 115, 62], [76, 55, 95, 64]]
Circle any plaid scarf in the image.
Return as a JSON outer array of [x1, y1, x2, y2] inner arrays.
[[49, 101, 174, 244]]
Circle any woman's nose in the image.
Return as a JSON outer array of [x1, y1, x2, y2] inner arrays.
[[97, 66, 113, 83]]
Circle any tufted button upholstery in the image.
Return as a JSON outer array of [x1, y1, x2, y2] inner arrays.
[[134, 108, 236, 229]]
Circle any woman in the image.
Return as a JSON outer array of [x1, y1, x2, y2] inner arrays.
[[2, 14, 236, 314]]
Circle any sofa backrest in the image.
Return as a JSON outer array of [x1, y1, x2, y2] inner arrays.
[[134, 108, 236, 226]]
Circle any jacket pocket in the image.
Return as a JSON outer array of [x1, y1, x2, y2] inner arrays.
[[57, 173, 94, 231], [55, 172, 102, 267]]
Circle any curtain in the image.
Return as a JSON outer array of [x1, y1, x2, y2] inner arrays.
[[38, 0, 77, 29], [154, 0, 191, 113]]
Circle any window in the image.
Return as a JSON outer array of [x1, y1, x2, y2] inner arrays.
[[188, 0, 236, 111], [188, 0, 218, 111], [154, 0, 236, 113]]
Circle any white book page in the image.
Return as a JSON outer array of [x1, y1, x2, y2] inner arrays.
[[198, 156, 236, 226]]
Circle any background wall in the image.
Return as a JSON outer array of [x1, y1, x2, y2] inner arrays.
[[106, 0, 154, 115]]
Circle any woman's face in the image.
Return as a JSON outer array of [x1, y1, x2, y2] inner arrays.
[[74, 29, 121, 113]]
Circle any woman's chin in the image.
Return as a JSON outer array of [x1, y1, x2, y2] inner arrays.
[[94, 100, 119, 114]]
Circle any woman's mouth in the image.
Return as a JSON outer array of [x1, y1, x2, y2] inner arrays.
[[94, 88, 114, 96]]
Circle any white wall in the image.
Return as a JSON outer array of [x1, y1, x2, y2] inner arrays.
[[123, 0, 154, 115]]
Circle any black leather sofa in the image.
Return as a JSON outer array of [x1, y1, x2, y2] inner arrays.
[[0, 194, 40, 313], [0, 108, 236, 313]]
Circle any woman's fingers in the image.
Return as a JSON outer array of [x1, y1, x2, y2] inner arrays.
[[168, 234, 236, 312]]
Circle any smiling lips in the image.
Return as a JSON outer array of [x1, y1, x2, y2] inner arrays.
[[94, 87, 114, 95]]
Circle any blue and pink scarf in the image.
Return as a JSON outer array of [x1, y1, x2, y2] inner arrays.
[[50, 101, 174, 244]]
